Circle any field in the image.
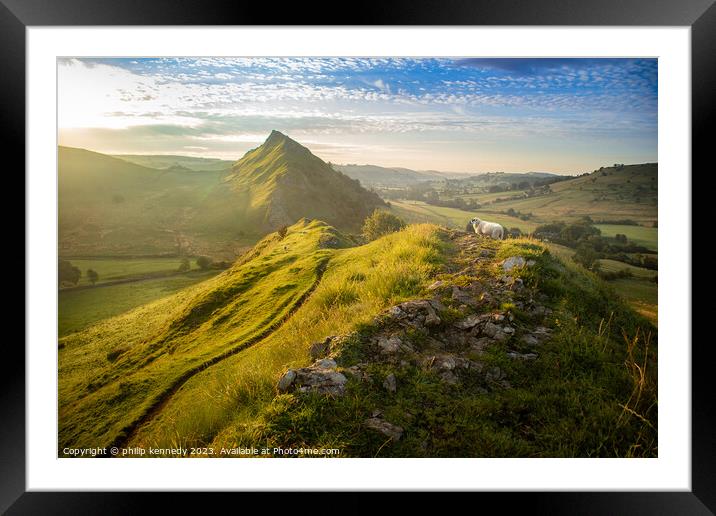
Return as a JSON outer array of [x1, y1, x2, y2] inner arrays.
[[64, 257, 200, 287], [58, 219, 345, 450], [482, 165, 656, 225], [58, 270, 219, 337], [545, 243, 657, 325], [609, 278, 658, 323], [595, 224, 657, 251], [390, 200, 539, 234]]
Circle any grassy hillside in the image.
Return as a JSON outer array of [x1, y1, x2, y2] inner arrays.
[[59, 146, 235, 258], [113, 154, 234, 172], [334, 164, 448, 186], [203, 234, 656, 457], [127, 223, 449, 449], [481, 163, 657, 225], [209, 131, 385, 234], [58, 219, 347, 450], [391, 200, 539, 234], [58, 270, 219, 338], [58, 223, 659, 458], [60, 132, 384, 258]]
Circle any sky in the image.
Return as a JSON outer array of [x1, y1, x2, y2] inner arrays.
[[58, 57, 657, 174]]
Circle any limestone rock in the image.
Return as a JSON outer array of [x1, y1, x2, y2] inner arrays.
[[364, 418, 404, 441]]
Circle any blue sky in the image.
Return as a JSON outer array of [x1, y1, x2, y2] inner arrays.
[[58, 57, 657, 173]]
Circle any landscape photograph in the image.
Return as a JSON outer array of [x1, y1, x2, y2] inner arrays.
[[58, 57, 658, 458]]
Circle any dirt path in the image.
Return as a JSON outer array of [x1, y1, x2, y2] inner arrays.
[[107, 258, 330, 452]]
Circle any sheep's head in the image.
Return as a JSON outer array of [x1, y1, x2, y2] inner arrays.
[[469, 217, 481, 225]]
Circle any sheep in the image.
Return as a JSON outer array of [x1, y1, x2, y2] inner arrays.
[[469, 217, 504, 240]]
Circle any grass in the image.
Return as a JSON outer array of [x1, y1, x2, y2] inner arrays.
[[58, 219, 343, 451], [203, 237, 657, 457], [64, 257, 201, 287], [58, 270, 219, 337], [548, 244, 658, 326], [390, 200, 539, 233], [125, 224, 450, 450], [598, 259, 658, 280], [609, 279, 658, 325], [59, 222, 657, 457], [595, 224, 658, 251]]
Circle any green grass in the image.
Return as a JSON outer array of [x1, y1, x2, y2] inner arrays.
[[595, 224, 657, 251], [548, 243, 657, 326], [60, 133, 383, 258], [202, 238, 657, 457], [58, 219, 344, 451], [480, 164, 657, 226], [64, 257, 200, 287], [58, 270, 219, 337], [125, 223, 450, 450], [609, 278, 658, 325], [598, 259, 658, 279], [390, 200, 539, 233]]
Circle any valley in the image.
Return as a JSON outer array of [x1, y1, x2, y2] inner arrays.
[[57, 131, 659, 457]]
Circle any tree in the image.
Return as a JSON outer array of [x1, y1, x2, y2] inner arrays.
[[573, 244, 599, 271], [87, 269, 99, 285], [362, 210, 406, 241], [278, 225, 288, 238], [196, 256, 213, 270], [177, 257, 190, 273], [614, 233, 628, 244], [58, 259, 81, 285]]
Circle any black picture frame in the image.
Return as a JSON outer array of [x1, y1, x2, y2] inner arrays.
[[6, 0, 712, 512]]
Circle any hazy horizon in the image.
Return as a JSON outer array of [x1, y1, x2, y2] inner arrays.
[[58, 57, 658, 175]]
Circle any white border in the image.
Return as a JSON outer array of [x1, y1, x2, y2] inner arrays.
[[27, 27, 691, 491]]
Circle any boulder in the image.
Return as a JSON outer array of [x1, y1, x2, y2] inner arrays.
[[364, 418, 404, 441], [377, 336, 404, 354], [502, 256, 526, 271], [454, 314, 482, 330], [277, 369, 297, 392], [315, 358, 338, 369], [507, 351, 539, 360], [470, 337, 493, 353], [521, 334, 540, 346], [482, 322, 501, 338], [277, 360, 347, 396], [451, 286, 478, 307], [383, 373, 397, 393], [294, 369, 347, 396]]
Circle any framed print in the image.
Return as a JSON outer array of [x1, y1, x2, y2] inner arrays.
[[6, 0, 713, 512]]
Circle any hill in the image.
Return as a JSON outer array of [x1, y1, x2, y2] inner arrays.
[[59, 132, 385, 258], [478, 163, 657, 226], [334, 164, 559, 188], [334, 164, 451, 186], [59, 221, 657, 457], [112, 154, 234, 172], [58, 146, 228, 257], [208, 130, 385, 234]]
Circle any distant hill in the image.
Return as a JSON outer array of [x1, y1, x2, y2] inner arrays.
[[334, 163, 560, 188], [59, 132, 385, 258], [112, 154, 234, 172], [334, 164, 451, 186], [208, 131, 385, 233], [480, 163, 657, 225]]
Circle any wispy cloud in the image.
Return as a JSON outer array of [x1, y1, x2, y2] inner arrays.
[[58, 57, 657, 173]]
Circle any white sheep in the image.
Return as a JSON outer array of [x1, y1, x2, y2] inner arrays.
[[469, 217, 504, 240]]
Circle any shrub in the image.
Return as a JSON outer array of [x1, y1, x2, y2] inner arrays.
[[362, 210, 406, 241], [86, 269, 99, 285], [58, 259, 81, 285], [196, 256, 213, 270], [177, 257, 191, 273]]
